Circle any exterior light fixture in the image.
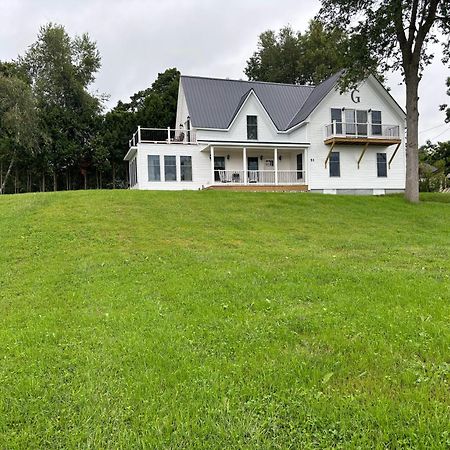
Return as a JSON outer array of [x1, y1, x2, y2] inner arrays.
[[260, 155, 264, 160], [227, 154, 230, 160]]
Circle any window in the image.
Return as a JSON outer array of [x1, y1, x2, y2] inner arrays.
[[148, 155, 161, 181], [377, 152, 387, 177], [356, 110, 368, 135], [180, 156, 192, 181], [371, 110, 382, 135], [329, 152, 340, 177], [331, 108, 342, 134], [164, 155, 177, 181], [345, 109, 356, 135], [247, 115, 258, 140]]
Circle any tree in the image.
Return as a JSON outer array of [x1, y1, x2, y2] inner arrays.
[[97, 68, 180, 188], [440, 77, 450, 122], [20, 23, 103, 191], [245, 20, 373, 85], [318, 0, 450, 203], [0, 75, 38, 193]]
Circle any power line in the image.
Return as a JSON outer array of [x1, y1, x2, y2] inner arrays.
[[419, 122, 448, 134], [429, 127, 450, 141]]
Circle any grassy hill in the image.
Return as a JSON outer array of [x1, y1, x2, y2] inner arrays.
[[0, 190, 449, 448]]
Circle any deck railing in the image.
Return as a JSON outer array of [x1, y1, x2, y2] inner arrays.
[[214, 170, 305, 185], [129, 127, 197, 147], [324, 122, 400, 140]]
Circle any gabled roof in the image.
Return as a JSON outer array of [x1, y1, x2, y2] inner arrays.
[[286, 70, 344, 129], [181, 72, 344, 132], [181, 76, 316, 131]]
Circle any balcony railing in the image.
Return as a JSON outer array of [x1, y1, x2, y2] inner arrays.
[[325, 122, 400, 140], [214, 170, 305, 185], [129, 127, 197, 147]]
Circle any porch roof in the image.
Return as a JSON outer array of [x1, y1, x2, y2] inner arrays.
[[199, 141, 309, 151]]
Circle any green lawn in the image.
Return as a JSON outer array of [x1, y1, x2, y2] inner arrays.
[[0, 190, 449, 448]]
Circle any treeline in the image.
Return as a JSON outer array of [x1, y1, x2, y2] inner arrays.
[[0, 24, 180, 194]]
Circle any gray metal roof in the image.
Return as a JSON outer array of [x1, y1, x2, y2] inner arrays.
[[180, 72, 343, 132]]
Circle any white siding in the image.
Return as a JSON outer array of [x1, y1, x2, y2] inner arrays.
[[136, 143, 210, 190], [306, 77, 406, 191], [175, 83, 189, 129]]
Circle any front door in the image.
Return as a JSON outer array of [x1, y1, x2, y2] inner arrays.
[[248, 157, 259, 183], [214, 156, 225, 181]]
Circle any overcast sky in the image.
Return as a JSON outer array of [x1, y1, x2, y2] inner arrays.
[[1, 0, 449, 144]]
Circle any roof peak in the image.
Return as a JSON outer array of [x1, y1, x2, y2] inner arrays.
[[181, 74, 315, 89]]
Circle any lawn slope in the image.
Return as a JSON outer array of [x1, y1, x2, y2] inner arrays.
[[0, 191, 449, 448]]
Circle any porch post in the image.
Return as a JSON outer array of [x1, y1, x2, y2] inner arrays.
[[274, 148, 278, 185], [243, 147, 247, 184], [210, 146, 215, 184]]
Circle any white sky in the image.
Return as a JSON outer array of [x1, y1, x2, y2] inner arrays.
[[1, 0, 449, 144]]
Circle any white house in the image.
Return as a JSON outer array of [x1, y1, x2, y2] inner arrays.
[[124, 71, 406, 194]]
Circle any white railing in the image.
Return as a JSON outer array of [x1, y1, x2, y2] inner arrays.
[[324, 122, 400, 139], [213, 170, 305, 185], [129, 127, 197, 147], [214, 170, 245, 184], [278, 170, 305, 184]]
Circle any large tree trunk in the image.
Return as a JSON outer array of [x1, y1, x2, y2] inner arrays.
[[0, 153, 15, 194], [53, 172, 57, 191], [404, 70, 420, 203], [42, 173, 46, 192]]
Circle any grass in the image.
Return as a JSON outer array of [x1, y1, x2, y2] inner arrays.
[[0, 190, 449, 449]]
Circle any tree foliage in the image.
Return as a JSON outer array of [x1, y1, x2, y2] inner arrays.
[[317, 0, 450, 203], [245, 20, 364, 85], [20, 23, 103, 190]]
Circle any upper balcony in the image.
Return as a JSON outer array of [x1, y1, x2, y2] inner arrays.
[[129, 127, 197, 148], [324, 122, 401, 146]]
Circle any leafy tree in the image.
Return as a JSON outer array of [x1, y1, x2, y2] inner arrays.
[[20, 23, 103, 190], [419, 140, 450, 191], [440, 77, 450, 122], [98, 68, 180, 188], [318, 0, 450, 203], [245, 20, 369, 85], [0, 75, 38, 193]]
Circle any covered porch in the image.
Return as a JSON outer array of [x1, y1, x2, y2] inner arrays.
[[205, 144, 308, 187]]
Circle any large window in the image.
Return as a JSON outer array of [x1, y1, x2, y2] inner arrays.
[[331, 108, 342, 134], [329, 152, 340, 177], [247, 115, 258, 140], [371, 110, 382, 135], [164, 155, 177, 181], [180, 156, 192, 181], [148, 155, 161, 181], [377, 152, 387, 177]]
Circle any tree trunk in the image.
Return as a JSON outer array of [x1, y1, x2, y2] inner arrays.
[[84, 172, 87, 190], [0, 153, 15, 194], [14, 169, 18, 194], [404, 70, 420, 203], [112, 162, 116, 189], [53, 172, 57, 191], [42, 173, 46, 192], [99, 171, 103, 189]]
